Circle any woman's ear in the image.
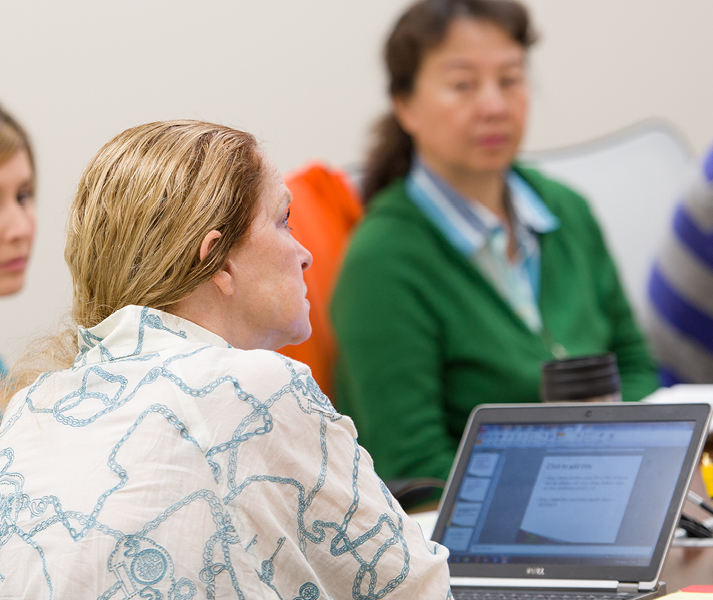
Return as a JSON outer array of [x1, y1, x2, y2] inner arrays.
[[200, 230, 221, 261], [200, 230, 234, 296], [392, 95, 416, 136]]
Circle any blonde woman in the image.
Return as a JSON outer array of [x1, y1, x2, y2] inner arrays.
[[0, 121, 450, 599], [0, 106, 36, 377]]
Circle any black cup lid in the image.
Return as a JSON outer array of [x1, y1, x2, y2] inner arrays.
[[540, 353, 621, 401]]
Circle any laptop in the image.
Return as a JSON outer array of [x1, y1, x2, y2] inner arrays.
[[431, 402, 711, 600]]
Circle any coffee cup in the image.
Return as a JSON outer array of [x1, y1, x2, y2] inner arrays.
[[540, 353, 622, 403]]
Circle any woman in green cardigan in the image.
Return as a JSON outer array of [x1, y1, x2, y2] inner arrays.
[[331, 0, 659, 484]]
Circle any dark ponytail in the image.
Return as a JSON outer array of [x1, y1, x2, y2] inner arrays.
[[362, 114, 414, 204], [363, 0, 537, 203]]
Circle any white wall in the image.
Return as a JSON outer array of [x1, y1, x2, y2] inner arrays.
[[2, 0, 713, 363]]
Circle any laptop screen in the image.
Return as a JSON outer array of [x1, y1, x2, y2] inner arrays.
[[432, 403, 710, 583]]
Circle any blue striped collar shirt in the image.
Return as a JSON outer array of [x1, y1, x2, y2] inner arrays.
[[404, 156, 559, 331]]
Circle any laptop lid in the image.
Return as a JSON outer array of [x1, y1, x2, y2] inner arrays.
[[432, 402, 711, 588]]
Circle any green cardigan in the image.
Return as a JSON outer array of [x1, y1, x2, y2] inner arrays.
[[331, 166, 659, 482]]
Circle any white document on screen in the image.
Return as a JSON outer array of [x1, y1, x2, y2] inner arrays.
[[519, 455, 643, 544]]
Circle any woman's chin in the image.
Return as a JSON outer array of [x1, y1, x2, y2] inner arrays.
[[291, 321, 313, 347], [0, 273, 26, 297], [269, 321, 312, 352], [466, 152, 518, 174]]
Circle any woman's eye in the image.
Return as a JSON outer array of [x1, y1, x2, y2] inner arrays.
[[283, 208, 292, 230], [17, 191, 34, 207], [500, 75, 522, 88], [453, 80, 477, 92]]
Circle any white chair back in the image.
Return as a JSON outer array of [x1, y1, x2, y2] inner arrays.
[[521, 120, 695, 317]]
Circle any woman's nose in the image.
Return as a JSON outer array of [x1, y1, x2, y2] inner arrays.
[[298, 240, 313, 272], [476, 81, 508, 117], [0, 201, 34, 243]]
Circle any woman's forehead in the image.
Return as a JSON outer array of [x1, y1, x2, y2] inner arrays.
[[427, 18, 525, 67], [258, 157, 290, 213], [0, 149, 33, 185]]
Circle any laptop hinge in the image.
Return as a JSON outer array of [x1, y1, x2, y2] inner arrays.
[[617, 583, 641, 593]]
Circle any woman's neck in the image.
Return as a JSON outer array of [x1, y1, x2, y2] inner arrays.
[[458, 172, 507, 220], [420, 158, 518, 260], [425, 159, 508, 221]]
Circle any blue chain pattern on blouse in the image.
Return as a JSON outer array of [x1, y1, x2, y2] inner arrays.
[[0, 308, 444, 599]]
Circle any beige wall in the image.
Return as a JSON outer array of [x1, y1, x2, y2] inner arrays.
[[2, 0, 713, 363]]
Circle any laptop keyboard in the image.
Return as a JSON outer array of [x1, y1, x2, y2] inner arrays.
[[451, 591, 637, 600]]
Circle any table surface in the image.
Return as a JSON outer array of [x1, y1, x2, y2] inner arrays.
[[660, 468, 713, 590], [661, 545, 713, 591]]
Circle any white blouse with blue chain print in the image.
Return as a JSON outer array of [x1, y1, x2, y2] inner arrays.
[[0, 305, 451, 599]]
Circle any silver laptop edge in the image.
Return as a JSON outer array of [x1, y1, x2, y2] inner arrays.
[[450, 578, 618, 590], [648, 402, 711, 588]]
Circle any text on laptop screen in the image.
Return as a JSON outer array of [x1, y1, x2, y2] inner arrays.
[[442, 420, 695, 567]]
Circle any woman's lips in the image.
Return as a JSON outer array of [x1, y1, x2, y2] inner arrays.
[[0, 257, 28, 272], [477, 134, 509, 149]]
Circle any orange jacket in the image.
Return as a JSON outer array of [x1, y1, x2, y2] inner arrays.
[[279, 164, 363, 402]]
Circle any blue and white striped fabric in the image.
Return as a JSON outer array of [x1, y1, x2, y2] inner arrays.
[[647, 145, 713, 384]]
